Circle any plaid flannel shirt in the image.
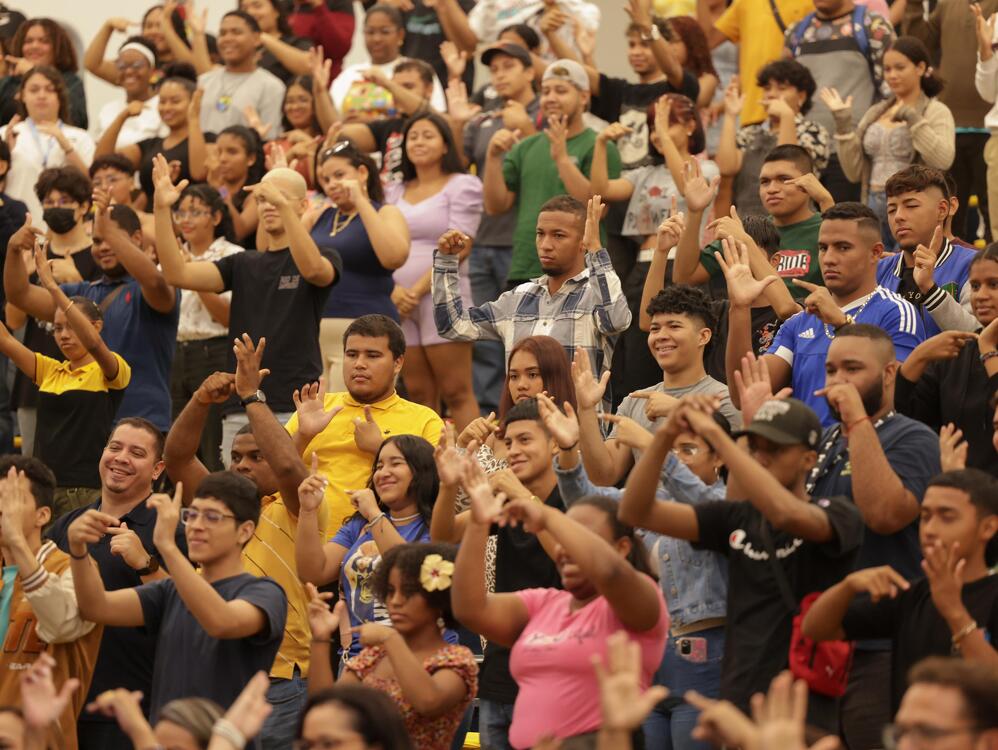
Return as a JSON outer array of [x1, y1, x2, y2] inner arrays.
[[432, 248, 631, 396]]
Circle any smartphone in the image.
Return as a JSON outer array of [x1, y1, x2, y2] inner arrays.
[[677, 636, 708, 663]]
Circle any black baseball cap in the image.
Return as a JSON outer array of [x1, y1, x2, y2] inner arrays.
[[733, 398, 822, 450], [481, 42, 532, 68]]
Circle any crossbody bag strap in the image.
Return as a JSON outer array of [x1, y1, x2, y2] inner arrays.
[[759, 522, 798, 612], [98, 283, 128, 314], [768, 0, 788, 33]]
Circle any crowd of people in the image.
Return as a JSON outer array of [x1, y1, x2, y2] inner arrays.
[[0, 1, 996, 749]]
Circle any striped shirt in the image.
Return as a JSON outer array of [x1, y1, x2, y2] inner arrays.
[[769, 286, 925, 426], [432, 248, 631, 390]]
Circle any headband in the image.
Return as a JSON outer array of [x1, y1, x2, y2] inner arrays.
[[119, 42, 156, 68]]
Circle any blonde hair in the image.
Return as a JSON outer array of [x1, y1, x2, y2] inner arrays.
[[156, 698, 223, 748]]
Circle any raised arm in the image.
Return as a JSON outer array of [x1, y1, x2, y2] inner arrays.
[[94, 102, 144, 164], [435, 0, 477, 51], [295, 463, 350, 586], [348, 182, 409, 269], [429, 425, 470, 543], [4, 218, 57, 321], [639, 212, 685, 331], [187, 90, 208, 182], [259, 33, 312, 77], [0, 319, 36, 380], [84, 18, 132, 84], [483, 130, 519, 215], [714, 79, 744, 178], [573, 349, 633, 485], [591, 125, 635, 203], [152, 154, 225, 292], [547, 116, 593, 202], [583, 197, 632, 335], [672, 168, 720, 286], [627, 0, 684, 88], [432, 230, 504, 342], [802, 566, 909, 641], [308, 48, 338, 134], [67, 510, 146, 626]]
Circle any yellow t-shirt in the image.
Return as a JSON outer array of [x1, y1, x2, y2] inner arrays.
[[653, 0, 696, 17], [242, 494, 329, 680], [715, 0, 812, 125], [284, 391, 444, 533]]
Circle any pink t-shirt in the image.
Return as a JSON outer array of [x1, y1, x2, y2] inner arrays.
[[507, 583, 669, 749]]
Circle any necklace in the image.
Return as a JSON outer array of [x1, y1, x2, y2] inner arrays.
[[216, 71, 251, 113], [389, 511, 421, 524], [822, 293, 875, 339], [329, 208, 357, 237]]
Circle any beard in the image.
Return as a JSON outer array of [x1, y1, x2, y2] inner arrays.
[[827, 376, 885, 424]]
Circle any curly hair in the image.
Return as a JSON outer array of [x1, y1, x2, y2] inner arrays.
[[370, 542, 460, 629], [756, 59, 817, 115], [667, 16, 716, 79], [11, 19, 77, 72], [645, 284, 716, 332]]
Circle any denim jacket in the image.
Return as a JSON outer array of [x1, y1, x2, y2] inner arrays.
[[553, 454, 728, 629]]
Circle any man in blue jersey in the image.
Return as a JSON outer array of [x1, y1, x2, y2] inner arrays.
[[882, 165, 978, 336], [727, 201, 925, 426]]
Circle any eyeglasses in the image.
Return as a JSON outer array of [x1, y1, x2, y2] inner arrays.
[[671, 444, 702, 458], [180, 508, 237, 526], [115, 60, 149, 72], [882, 723, 980, 750], [172, 210, 211, 221]]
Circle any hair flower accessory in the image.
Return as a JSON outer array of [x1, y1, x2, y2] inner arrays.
[[420, 554, 455, 592]]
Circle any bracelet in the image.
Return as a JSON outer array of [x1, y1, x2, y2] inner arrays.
[[211, 718, 246, 750], [560, 440, 579, 452], [834, 314, 856, 331], [844, 416, 870, 435], [951, 619, 978, 650], [363, 512, 386, 532], [69, 547, 89, 560], [980, 349, 998, 364], [63, 300, 75, 315]]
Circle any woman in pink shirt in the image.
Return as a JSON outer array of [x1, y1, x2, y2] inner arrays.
[[452, 467, 669, 750]]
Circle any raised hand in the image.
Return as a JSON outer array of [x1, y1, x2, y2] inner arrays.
[[500, 99, 533, 133], [707, 205, 749, 244], [0, 467, 29, 548], [536, 392, 580, 450], [308, 45, 332, 90], [751, 672, 809, 750], [582, 194, 605, 253], [788, 173, 833, 211], [147, 483, 183, 554], [20, 653, 80, 731], [593, 631, 669, 732], [978, 315, 998, 354], [922, 540, 969, 624], [683, 159, 721, 214], [972, 3, 997, 60], [734, 352, 792, 425], [813, 382, 868, 427], [298, 453, 328, 514], [32, 242, 59, 292], [939, 423, 968, 472], [352, 406, 383, 454], [306, 582, 344, 640], [293, 379, 341, 440], [846, 565, 910, 602], [546, 114, 569, 163], [348, 488, 381, 521], [438, 229, 472, 256], [603, 414, 654, 451], [85, 688, 153, 740], [447, 79, 481, 123], [221, 671, 273, 744], [818, 87, 853, 116], [439, 40, 468, 80], [722, 77, 743, 119], [910, 331, 980, 366], [243, 180, 289, 210], [792, 280, 848, 327], [715, 236, 779, 309], [242, 105, 272, 140], [764, 96, 795, 121], [488, 128, 522, 157], [461, 459, 504, 524], [232, 333, 271, 399], [195, 371, 236, 405], [623, 0, 653, 28], [435, 423, 469, 486], [105, 17, 137, 32], [571, 348, 610, 409], [913, 225, 944, 294], [152, 153, 189, 209], [597, 122, 634, 144], [457, 412, 499, 450], [496, 496, 547, 534], [655, 196, 685, 254]]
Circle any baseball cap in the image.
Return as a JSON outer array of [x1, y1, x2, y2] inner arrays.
[[733, 398, 822, 450], [542, 59, 590, 92], [481, 42, 532, 69]]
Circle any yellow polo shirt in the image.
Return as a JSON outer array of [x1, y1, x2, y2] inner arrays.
[[715, 0, 811, 125], [284, 391, 444, 533], [242, 494, 330, 680]]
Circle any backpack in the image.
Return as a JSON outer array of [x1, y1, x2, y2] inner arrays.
[[787, 5, 870, 58]]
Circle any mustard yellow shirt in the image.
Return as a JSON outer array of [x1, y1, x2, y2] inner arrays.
[[715, 0, 811, 124], [285, 391, 444, 533], [242, 494, 330, 680]]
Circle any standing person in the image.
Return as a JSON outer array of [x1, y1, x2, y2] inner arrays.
[[309, 141, 409, 392], [0, 67, 95, 222], [206, 126, 265, 248], [904, 0, 997, 244], [239, 0, 314, 86], [0, 242, 130, 518], [168, 184, 243, 473], [198, 11, 286, 136], [449, 41, 539, 415], [387, 112, 482, 430], [484, 59, 620, 287], [4, 201, 180, 435], [782, 0, 895, 203], [289, 0, 355, 82], [85, 33, 165, 149], [622, 395, 864, 731], [433, 195, 631, 405], [46, 418, 185, 750], [67, 473, 288, 722], [822, 37, 955, 248], [0, 140, 27, 454], [0, 18, 88, 128], [152, 158, 341, 463], [0, 457, 101, 750], [976, 5, 998, 243]]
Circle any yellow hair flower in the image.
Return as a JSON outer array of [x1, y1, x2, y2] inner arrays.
[[420, 554, 455, 592]]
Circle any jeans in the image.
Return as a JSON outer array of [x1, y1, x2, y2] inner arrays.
[[478, 699, 516, 750], [170, 337, 229, 472], [221, 411, 295, 468], [643, 626, 725, 750], [952, 132, 990, 244], [469, 244, 513, 415], [867, 190, 898, 252], [260, 667, 308, 750], [840, 649, 892, 750], [821, 154, 862, 204]]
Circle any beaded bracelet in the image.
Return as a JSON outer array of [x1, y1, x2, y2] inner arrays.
[[212, 718, 246, 750]]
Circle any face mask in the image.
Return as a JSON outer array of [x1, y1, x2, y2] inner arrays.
[[42, 207, 77, 235]]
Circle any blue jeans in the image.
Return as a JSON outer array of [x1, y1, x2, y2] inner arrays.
[[469, 244, 513, 415], [643, 627, 725, 750], [260, 668, 307, 750], [867, 190, 899, 252], [478, 699, 516, 750]]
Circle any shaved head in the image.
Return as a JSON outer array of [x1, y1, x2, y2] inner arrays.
[[262, 168, 307, 200]]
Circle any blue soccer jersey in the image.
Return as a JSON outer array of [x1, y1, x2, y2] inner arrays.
[[769, 287, 925, 426]]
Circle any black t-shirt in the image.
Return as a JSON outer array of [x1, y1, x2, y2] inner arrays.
[[367, 115, 407, 187], [591, 72, 701, 171], [215, 246, 342, 413], [842, 574, 998, 711], [46, 499, 188, 728], [136, 572, 287, 718], [259, 34, 314, 85], [137, 133, 217, 203], [0, 193, 27, 310], [693, 497, 863, 714], [704, 300, 783, 385], [480, 485, 566, 704], [394, 0, 476, 91]]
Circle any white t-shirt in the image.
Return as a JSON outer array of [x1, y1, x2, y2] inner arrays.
[[467, 0, 599, 58], [0, 119, 96, 220], [329, 58, 447, 120], [97, 96, 168, 149], [178, 237, 243, 341]]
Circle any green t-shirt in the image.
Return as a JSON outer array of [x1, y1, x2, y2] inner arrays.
[[699, 213, 823, 299], [502, 128, 621, 281]]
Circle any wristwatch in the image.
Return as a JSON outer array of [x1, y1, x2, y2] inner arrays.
[[240, 389, 267, 407], [136, 556, 160, 577], [642, 24, 661, 42]]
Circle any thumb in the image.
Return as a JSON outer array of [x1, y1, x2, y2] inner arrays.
[[119, 522, 128, 532], [57, 678, 80, 705], [512, 128, 522, 140], [759, 275, 779, 292]]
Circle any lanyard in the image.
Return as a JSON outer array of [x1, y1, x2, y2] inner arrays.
[[26, 118, 62, 169], [806, 410, 896, 494]]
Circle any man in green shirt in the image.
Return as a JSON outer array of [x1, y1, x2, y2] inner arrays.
[[674, 144, 830, 299], [483, 58, 621, 286]]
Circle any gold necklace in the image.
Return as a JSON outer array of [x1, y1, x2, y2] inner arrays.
[[329, 208, 358, 237]]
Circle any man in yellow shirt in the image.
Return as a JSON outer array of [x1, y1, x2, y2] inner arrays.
[[285, 315, 444, 531], [713, 0, 813, 124]]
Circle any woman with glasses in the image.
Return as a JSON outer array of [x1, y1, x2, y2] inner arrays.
[[307, 141, 409, 391], [307, 542, 476, 750], [162, 183, 244, 472], [387, 112, 482, 431], [85, 32, 165, 149]]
